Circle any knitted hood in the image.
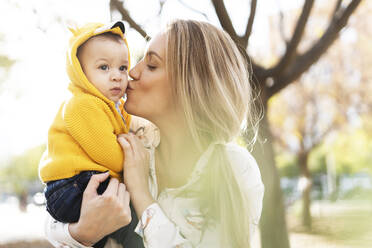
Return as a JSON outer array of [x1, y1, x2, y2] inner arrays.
[[66, 21, 130, 104]]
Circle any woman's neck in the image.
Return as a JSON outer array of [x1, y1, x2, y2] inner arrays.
[[151, 113, 203, 175], [161, 125, 198, 162]]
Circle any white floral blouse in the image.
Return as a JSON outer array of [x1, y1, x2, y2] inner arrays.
[[44, 119, 264, 248]]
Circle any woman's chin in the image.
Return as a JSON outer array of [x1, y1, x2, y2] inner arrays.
[[124, 101, 137, 115]]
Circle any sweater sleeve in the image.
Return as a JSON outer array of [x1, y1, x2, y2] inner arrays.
[[44, 213, 93, 248], [63, 96, 124, 172], [44, 214, 124, 248]]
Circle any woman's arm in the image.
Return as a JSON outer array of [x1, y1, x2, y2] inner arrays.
[[118, 134, 191, 247], [45, 172, 132, 247], [117, 134, 155, 218]]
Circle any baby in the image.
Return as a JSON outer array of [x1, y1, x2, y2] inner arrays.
[[39, 21, 142, 248]]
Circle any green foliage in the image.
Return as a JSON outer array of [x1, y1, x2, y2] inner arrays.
[[275, 152, 299, 178], [0, 34, 15, 68], [308, 146, 327, 174], [0, 55, 14, 68], [331, 127, 372, 174], [0, 144, 46, 195], [0, 33, 16, 87], [276, 124, 372, 178]]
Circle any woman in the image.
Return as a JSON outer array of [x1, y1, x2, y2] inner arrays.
[[45, 19, 264, 247]]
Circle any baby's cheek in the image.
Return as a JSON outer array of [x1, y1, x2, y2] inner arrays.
[[123, 78, 129, 88]]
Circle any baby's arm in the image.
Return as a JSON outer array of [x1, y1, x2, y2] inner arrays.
[[63, 96, 124, 172]]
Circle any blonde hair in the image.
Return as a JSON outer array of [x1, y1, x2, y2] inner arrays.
[[165, 19, 258, 247]]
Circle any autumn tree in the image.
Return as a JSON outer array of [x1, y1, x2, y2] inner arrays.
[[269, 0, 370, 230], [269, 80, 347, 230], [108, 1, 362, 247]]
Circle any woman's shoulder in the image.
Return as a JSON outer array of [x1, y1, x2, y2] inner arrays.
[[130, 116, 160, 148], [224, 142, 263, 188]]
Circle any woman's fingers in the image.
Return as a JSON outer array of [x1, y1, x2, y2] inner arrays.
[[118, 182, 126, 198], [84, 171, 110, 199], [120, 133, 149, 168], [118, 183, 130, 205], [117, 133, 130, 147], [103, 177, 119, 197], [118, 135, 134, 162], [117, 132, 151, 200], [118, 134, 145, 169], [125, 133, 146, 157], [77, 178, 132, 244]]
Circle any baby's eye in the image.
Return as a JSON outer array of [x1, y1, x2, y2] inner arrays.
[[119, 65, 128, 71], [99, 65, 108, 70]]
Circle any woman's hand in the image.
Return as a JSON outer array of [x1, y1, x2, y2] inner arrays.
[[118, 133, 155, 217], [69, 172, 132, 246]]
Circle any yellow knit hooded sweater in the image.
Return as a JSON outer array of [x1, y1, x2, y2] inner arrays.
[[39, 22, 131, 182]]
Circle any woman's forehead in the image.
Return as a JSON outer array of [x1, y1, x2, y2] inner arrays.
[[146, 33, 166, 58]]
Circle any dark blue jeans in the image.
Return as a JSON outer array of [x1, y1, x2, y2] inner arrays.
[[45, 171, 144, 248]]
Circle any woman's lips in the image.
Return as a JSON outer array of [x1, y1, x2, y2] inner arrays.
[[127, 81, 135, 91]]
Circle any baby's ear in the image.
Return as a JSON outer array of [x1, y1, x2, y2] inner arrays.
[[65, 20, 78, 35]]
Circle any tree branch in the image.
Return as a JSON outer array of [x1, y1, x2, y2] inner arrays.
[[278, 10, 288, 44], [332, 0, 343, 18], [178, 0, 209, 20], [242, 0, 257, 47], [211, 0, 238, 39], [267, 0, 362, 98], [251, 61, 268, 87], [271, 129, 291, 151], [312, 119, 339, 149], [268, 0, 315, 77], [110, 0, 150, 41], [157, 0, 167, 16]]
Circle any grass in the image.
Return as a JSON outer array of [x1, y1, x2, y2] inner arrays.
[[287, 199, 372, 248]]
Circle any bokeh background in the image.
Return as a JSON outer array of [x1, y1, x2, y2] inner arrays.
[[0, 0, 371, 247]]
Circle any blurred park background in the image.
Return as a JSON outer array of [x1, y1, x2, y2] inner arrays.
[[0, 0, 371, 247]]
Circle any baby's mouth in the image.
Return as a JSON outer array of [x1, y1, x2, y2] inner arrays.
[[110, 87, 122, 95]]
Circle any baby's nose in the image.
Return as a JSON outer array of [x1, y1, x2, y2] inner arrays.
[[110, 70, 122, 81]]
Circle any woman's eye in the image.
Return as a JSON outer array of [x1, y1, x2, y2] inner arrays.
[[119, 65, 128, 71], [147, 65, 156, 71], [99, 65, 108, 70]]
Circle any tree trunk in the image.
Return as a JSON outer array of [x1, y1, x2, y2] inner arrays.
[[251, 114, 291, 248], [298, 151, 312, 230], [18, 190, 28, 212], [326, 153, 337, 201]]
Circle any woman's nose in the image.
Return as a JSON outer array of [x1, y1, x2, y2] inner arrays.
[[129, 63, 140, 80]]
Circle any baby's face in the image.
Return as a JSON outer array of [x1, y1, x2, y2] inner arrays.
[[79, 36, 129, 102]]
